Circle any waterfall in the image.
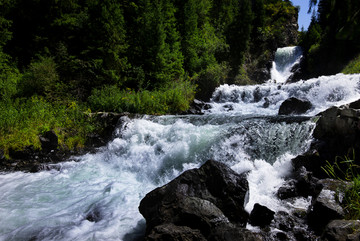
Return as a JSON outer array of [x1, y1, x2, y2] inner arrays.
[[1, 50, 360, 240], [270, 46, 303, 83], [208, 73, 360, 116]]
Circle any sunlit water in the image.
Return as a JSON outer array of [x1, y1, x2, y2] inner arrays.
[[270, 46, 303, 83], [1, 72, 360, 240]]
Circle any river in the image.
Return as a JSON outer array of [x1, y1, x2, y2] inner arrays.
[[1, 47, 360, 240]]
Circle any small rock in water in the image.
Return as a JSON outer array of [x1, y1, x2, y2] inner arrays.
[[278, 97, 312, 115]]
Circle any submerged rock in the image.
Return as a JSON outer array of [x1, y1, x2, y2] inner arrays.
[[139, 160, 249, 240], [278, 97, 313, 115]]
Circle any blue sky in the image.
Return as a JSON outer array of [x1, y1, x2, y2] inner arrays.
[[290, 0, 314, 30]]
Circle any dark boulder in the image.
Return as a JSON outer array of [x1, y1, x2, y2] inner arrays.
[[145, 223, 207, 241], [322, 220, 360, 241], [39, 130, 58, 152], [249, 203, 275, 228], [291, 150, 326, 179], [312, 105, 360, 165], [278, 97, 313, 115], [139, 160, 249, 239]]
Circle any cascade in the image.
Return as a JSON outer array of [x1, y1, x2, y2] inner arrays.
[[1, 49, 360, 240], [270, 46, 303, 83]]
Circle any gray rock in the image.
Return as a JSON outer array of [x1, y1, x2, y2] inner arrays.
[[307, 179, 351, 233], [322, 220, 360, 241]]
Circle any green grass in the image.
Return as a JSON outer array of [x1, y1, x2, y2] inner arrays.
[[0, 96, 95, 157], [342, 54, 360, 74], [322, 151, 360, 219], [88, 80, 196, 115]]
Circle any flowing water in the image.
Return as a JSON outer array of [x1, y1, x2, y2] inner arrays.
[[1, 47, 360, 240], [270, 46, 303, 83]]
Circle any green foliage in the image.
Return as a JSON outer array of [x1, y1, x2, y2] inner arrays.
[[342, 54, 360, 74], [0, 52, 20, 102], [88, 80, 196, 115], [322, 151, 360, 219], [18, 56, 60, 99], [300, 0, 360, 76], [0, 96, 95, 155]]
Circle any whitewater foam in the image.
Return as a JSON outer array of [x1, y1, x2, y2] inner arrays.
[[208, 73, 360, 116]]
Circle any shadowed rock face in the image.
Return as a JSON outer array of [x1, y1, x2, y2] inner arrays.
[[139, 160, 250, 240]]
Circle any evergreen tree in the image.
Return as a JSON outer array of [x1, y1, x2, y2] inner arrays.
[[127, 0, 184, 89], [226, 0, 253, 78]]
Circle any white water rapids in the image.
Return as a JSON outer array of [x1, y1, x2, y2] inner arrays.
[[1, 47, 360, 240]]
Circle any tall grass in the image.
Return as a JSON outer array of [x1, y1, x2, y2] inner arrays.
[[0, 96, 95, 156], [322, 151, 360, 219], [88, 80, 196, 115]]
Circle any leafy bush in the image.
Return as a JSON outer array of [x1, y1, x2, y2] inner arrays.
[[88, 80, 196, 115], [18, 56, 60, 99]]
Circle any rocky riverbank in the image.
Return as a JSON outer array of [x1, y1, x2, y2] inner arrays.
[[0, 112, 126, 173]]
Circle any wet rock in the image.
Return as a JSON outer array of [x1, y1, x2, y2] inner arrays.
[[277, 179, 298, 199], [294, 167, 321, 198], [223, 104, 234, 111], [210, 225, 263, 241], [39, 130, 58, 152], [277, 167, 321, 200], [349, 99, 360, 109], [182, 99, 210, 115], [139, 160, 249, 239], [287, 56, 306, 83], [263, 98, 270, 108], [145, 224, 206, 241], [291, 150, 326, 179], [249, 203, 275, 228], [273, 211, 295, 232], [307, 179, 349, 233], [86, 206, 103, 223], [322, 220, 360, 241], [278, 97, 313, 115]]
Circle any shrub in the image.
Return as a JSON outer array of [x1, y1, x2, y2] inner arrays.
[[18, 56, 59, 99]]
